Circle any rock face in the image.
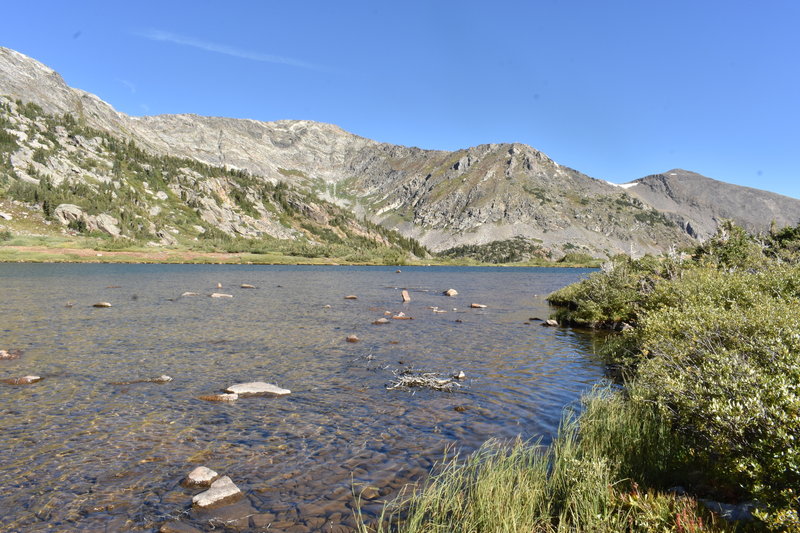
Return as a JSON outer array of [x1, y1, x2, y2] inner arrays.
[[191, 476, 243, 508], [53, 204, 121, 237], [224, 382, 291, 397], [2, 46, 800, 258]]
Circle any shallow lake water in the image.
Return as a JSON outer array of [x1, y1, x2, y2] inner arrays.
[[0, 264, 604, 532]]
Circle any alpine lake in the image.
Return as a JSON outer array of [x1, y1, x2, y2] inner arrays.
[[0, 264, 605, 532]]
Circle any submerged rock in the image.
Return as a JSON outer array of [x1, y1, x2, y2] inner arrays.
[[0, 349, 21, 360], [159, 522, 203, 533], [372, 318, 390, 325], [183, 466, 220, 488], [3, 375, 41, 385], [198, 393, 239, 402], [192, 476, 243, 508], [224, 382, 291, 397], [110, 375, 173, 385]]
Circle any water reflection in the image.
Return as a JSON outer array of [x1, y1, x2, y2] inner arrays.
[[0, 264, 602, 532]]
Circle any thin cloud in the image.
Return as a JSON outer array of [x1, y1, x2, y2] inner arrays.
[[136, 29, 324, 71], [117, 79, 136, 94]]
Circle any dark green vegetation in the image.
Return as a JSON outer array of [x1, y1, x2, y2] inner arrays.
[[440, 236, 550, 264], [363, 221, 799, 531]]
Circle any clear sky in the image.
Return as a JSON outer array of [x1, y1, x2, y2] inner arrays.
[[2, 1, 798, 198]]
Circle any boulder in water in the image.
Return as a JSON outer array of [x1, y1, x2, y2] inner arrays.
[[224, 382, 291, 397], [192, 476, 243, 508], [3, 375, 41, 385], [183, 466, 220, 488]]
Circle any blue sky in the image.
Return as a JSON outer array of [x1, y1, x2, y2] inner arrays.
[[2, 1, 799, 198]]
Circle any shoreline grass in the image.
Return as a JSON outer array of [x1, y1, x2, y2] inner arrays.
[[0, 237, 602, 267], [358, 387, 731, 532]]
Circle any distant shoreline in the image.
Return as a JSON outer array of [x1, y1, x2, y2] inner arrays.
[[0, 245, 599, 267]]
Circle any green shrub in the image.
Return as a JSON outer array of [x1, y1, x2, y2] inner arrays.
[[547, 222, 800, 523]]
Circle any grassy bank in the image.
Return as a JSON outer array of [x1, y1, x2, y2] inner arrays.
[[360, 221, 800, 532], [0, 234, 602, 267], [360, 387, 730, 532]]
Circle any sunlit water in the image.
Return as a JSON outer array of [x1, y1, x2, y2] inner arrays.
[[0, 264, 604, 532]]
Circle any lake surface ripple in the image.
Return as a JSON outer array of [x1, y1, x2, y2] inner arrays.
[[0, 264, 604, 532]]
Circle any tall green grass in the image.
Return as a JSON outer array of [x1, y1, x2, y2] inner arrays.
[[358, 387, 727, 532]]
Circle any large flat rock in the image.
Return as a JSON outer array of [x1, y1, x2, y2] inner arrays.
[[224, 382, 291, 397], [191, 476, 242, 508]]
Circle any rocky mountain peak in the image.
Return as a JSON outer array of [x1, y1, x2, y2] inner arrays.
[[2, 46, 799, 260]]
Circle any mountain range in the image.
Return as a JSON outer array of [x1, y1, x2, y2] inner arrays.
[[1, 46, 799, 261]]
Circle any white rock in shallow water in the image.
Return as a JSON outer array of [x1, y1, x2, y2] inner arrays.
[[2, 375, 41, 385], [181, 292, 198, 297], [444, 289, 458, 297], [224, 382, 291, 397], [183, 466, 219, 487], [192, 476, 243, 508], [210, 293, 233, 298], [93, 302, 112, 308]]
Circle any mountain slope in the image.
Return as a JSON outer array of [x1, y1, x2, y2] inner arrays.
[[624, 169, 800, 239], [1, 46, 798, 259]]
